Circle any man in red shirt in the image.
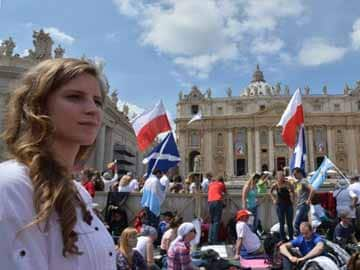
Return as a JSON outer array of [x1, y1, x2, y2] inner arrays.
[[81, 168, 96, 197], [207, 176, 226, 244]]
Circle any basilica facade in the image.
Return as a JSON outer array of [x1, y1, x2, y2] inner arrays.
[[0, 30, 144, 176], [175, 65, 360, 179]]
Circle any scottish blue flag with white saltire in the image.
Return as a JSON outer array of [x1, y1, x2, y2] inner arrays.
[[143, 131, 181, 177], [290, 125, 307, 174], [309, 156, 335, 190]]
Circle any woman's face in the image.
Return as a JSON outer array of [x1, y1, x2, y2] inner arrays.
[[127, 235, 137, 248], [46, 73, 103, 148]]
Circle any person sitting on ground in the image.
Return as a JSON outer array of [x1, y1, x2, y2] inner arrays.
[[108, 206, 128, 241], [309, 194, 334, 239], [116, 227, 147, 270], [135, 225, 160, 270], [234, 209, 263, 260], [348, 252, 360, 270], [167, 222, 199, 270], [160, 216, 183, 255], [333, 212, 357, 246], [279, 222, 325, 270], [158, 211, 175, 240]]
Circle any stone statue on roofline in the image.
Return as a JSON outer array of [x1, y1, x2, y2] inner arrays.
[[54, 44, 65, 58], [111, 90, 118, 104], [275, 82, 281, 95], [284, 85, 290, 95], [226, 87, 232, 97], [322, 85, 328, 95], [0, 37, 16, 57], [304, 86, 310, 95], [123, 103, 129, 117], [28, 29, 53, 60], [206, 88, 212, 99], [343, 83, 351, 95]]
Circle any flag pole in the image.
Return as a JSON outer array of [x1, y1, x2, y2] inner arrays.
[[326, 156, 350, 184], [149, 131, 171, 175]]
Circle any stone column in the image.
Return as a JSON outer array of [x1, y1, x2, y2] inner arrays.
[[327, 127, 335, 161], [226, 129, 234, 177], [268, 128, 274, 172], [347, 127, 358, 174], [255, 128, 261, 172], [308, 128, 315, 171], [204, 129, 213, 174], [247, 128, 254, 174], [95, 124, 106, 170]]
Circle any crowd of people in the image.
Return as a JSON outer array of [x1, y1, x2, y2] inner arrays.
[[80, 161, 360, 270]]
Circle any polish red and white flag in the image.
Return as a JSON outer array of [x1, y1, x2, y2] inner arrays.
[[277, 88, 304, 148], [131, 101, 171, 151]]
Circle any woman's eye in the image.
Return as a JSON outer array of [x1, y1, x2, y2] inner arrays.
[[67, 95, 81, 100], [94, 100, 103, 107]]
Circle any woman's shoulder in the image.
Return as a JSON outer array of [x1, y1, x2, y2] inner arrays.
[[0, 159, 31, 192], [0, 160, 33, 219], [73, 180, 93, 205]]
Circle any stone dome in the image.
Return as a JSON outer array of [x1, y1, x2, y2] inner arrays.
[[241, 65, 275, 96]]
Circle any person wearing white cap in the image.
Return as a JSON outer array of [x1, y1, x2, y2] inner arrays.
[[167, 222, 199, 270], [135, 225, 160, 270]]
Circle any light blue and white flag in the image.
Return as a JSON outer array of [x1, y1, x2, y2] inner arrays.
[[290, 125, 307, 174], [308, 156, 335, 190], [143, 131, 181, 177]]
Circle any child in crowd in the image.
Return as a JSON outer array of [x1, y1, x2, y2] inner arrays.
[[333, 212, 357, 246]]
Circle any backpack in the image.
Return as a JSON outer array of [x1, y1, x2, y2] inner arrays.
[[263, 232, 282, 268], [226, 217, 237, 244]]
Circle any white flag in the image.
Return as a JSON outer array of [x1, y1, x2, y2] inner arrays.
[[187, 111, 202, 125]]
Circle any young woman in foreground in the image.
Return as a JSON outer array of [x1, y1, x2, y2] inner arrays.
[[0, 58, 116, 269]]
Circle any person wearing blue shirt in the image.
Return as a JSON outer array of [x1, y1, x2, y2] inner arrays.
[[280, 222, 325, 270]]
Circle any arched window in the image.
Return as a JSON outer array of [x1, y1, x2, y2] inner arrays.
[[275, 128, 283, 145]]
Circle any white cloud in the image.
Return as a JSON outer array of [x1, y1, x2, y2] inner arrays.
[[112, 0, 306, 78], [351, 18, 360, 50], [44, 27, 75, 45], [112, 0, 143, 17], [251, 36, 284, 55], [117, 99, 145, 120], [20, 49, 30, 57], [298, 38, 347, 66], [279, 52, 293, 65]]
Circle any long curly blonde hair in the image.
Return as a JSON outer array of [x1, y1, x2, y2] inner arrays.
[[2, 58, 106, 257]]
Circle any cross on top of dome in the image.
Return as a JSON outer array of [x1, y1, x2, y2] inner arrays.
[[251, 64, 266, 83]]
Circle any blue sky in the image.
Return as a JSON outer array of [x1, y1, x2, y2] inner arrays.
[[1, 0, 360, 118]]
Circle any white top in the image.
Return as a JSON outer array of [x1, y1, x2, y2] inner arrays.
[[310, 204, 326, 228], [189, 182, 197, 194], [236, 221, 261, 253], [349, 182, 360, 201], [201, 178, 209, 193], [101, 173, 118, 192], [135, 236, 149, 260], [160, 175, 170, 192], [0, 160, 116, 270], [333, 187, 356, 218], [118, 179, 139, 192]]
